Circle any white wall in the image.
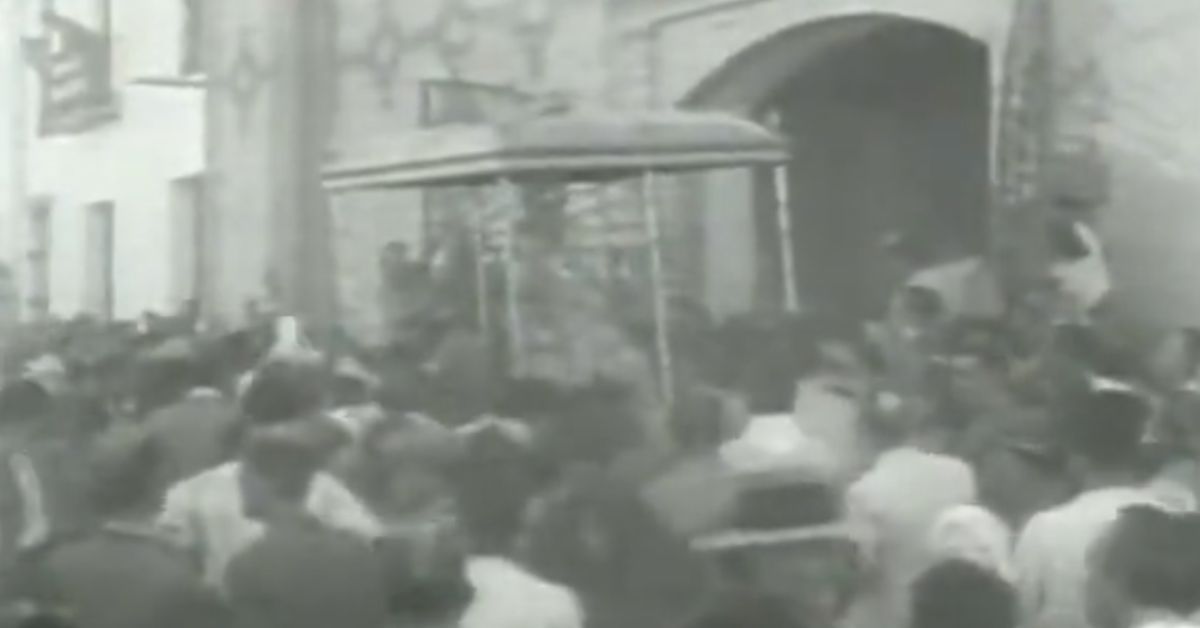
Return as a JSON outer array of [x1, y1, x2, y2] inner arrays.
[[20, 0, 204, 320]]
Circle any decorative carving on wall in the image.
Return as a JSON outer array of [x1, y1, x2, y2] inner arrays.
[[333, 0, 558, 107], [514, 0, 555, 81], [433, 0, 478, 77], [221, 27, 274, 133]]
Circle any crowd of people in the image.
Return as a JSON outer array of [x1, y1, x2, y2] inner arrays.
[[0, 221, 1198, 628]]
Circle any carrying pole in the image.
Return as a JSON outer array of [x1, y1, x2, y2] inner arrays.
[[773, 164, 799, 312], [641, 171, 673, 404], [471, 196, 490, 338], [499, 179, 523, 375]]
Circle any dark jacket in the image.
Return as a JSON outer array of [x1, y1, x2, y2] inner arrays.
[[24, 524, 228, 628], [143, 391, 238, 494], [224, 520, 389, 628], [522, 471, 711, 628]]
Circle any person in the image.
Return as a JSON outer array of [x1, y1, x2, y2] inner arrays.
[[521, 383, 707, 628], [960, 404, 1072, 530], [1048, 214, 1111, 316], [843, 390, 977, 628], [642, 387, 738, 539], [881, 231, 1004, 325], [1014, 384, 1186, 628], [791, 340, 874, 484], [911, 558, 1017, 628], [927, 506, 1016, 583], [223, 445, 391, 628], [0, 380, 89, 576], [158, 361, 381, 590], [141, 350, 239, 497], [1085, 505, 1200, 628], [446, 416, 584, 628], [683, 417, 863, 628], [347, 411, 467, 627], [20, 425, 228, 628], [1145, 385, 1200, 510]]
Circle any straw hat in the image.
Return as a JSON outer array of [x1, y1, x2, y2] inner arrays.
[[693, 415, 863, 552]]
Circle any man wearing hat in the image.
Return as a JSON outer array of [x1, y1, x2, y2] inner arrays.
[[842, 389, 977, 628], [20, 425, 228, 628], [1015, 383, 1188, 628], [158, 361, 381, 590], [683, 415, 863, 628], [140, 340, 240, 498]]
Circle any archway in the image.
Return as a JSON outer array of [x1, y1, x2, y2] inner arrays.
[[685, 16, 991, 321]]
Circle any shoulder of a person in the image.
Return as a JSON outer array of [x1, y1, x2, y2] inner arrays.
[[1016, 507, 1064, 545], [165, 462, 239, 499]]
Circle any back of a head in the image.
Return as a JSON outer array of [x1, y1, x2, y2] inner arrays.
[[240, 361, 328, 428], [912, 559, 1017, 628], [0, 379, 52, 427], [669, 387, 725, 453], [87, 424, 160, 517], [1062, 388, 1148, 472], [1102, 505, 1200, 617]]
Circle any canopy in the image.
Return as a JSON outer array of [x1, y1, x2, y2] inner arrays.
[[323, 110, 790, 191]]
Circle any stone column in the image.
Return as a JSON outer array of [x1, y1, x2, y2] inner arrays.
[[203, 0, 336, 327]]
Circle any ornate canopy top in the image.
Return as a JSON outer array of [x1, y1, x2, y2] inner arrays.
[[322, 108, 790, 191]]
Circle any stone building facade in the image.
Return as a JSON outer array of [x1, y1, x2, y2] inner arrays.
[[2, 0, 205, 320], [199, 0, 1200, 340]]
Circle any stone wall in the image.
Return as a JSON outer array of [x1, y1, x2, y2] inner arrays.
[[324, 0, 608, 342], [1057, 1, 1200, 337]]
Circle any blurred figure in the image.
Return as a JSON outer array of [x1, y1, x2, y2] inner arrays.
[[0, 380, 89, 575], [159, 361, 381, 590], [22, 425, 228, 628], [791, 339, 874, 484], [1085, 505, 1200, 628], [684, 417, 863, 628], [642, 387, 738, 539], [960, 405, 1071, 529], [224, 456, 390, 628], [1015, 385, 1183, 628], [843, 390, 977, 628], [450, 417, 583, 628], [141, 348, 239, 497], [926, 506, 1015, 583], [911, 559, 1017, 628], [522, 382, 707, 628]]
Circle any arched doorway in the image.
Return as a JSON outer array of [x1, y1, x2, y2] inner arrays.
[[686, 16, 991, 321]]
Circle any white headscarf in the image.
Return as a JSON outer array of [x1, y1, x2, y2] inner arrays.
[[928, 505, 1016, 583]]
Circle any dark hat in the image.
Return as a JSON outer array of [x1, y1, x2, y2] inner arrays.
[[240, 361, 328, 427]]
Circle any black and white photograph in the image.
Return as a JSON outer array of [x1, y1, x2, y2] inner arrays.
[[1, 1, 1200, 627]]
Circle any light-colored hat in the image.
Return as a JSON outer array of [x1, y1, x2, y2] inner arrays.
[[22, 354, 67, 393], [928, 505, 1016, 583], [333, 355, 381, 390], [693, 415, 863, 552]]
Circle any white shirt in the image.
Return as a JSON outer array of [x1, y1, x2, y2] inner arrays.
[[1050, 222, 1111, 311], [845, 447, 977, 628], [458, 556, 585, 628], [1014, 486, 1184, 628], [158, 461, 382, 589], [792, 377, 868, 482]]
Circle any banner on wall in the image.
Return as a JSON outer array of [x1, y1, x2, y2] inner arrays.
[[22, 0, 117, 136]]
